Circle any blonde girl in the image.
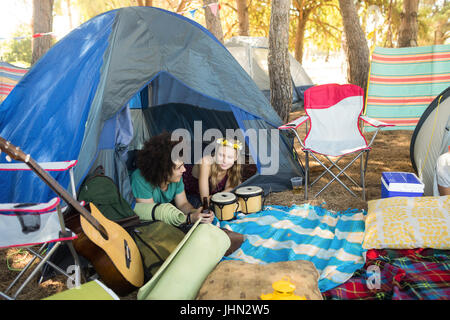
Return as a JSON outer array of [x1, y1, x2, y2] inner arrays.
[[183, 138, 243, 207]]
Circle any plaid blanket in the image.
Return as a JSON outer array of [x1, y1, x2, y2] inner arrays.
[[322, 248, 450, 300]]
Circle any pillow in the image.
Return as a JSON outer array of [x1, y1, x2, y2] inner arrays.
[[196, 260, 323, 300], [363, 195, 450, 249]]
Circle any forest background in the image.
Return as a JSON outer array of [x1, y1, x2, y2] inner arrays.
[[0, 0, 448, 124]]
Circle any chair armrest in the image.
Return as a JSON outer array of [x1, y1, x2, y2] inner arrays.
[[0, 160, 77, 171], [360, 115, 394, 128], [0, 197, 60, 214], [278, 115, 309, 130], [0, 160, 78, 198]]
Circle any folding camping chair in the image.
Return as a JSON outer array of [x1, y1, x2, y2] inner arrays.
[[278, 83, 393, 200], [0, 160, 80, 300]]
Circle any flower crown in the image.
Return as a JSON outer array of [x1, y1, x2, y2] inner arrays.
[[216, 138, 243, 151]]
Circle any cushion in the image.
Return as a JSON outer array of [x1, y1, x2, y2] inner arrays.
[[196, 260, 323, 300], [363, 195, 450, 249]]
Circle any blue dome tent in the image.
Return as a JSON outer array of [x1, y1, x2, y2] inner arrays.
[[0, 7, 303, 205]]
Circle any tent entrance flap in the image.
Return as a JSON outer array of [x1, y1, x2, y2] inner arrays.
[[140, 103, 242, 164]]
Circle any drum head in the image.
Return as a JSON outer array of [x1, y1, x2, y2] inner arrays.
[[235, 186, 263, 196], [211, 192, 237, 205]]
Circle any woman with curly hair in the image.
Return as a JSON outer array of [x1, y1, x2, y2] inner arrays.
[[131, 132, 214, 225], [183, 138, 242, 207]]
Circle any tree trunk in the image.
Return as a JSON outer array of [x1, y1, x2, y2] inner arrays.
[[268, 0, 292, 123], [176, 0, 188, 13], [236, 0, 249, 36], [384, 0, 394, 48], [397, 0, 419, 47], [294, 8, 311, 64], [338, 0, 370, 92], [293, 0, 305, 63], [137, 0, 153, 6], [203, 0, 224, 43], [434, 22, 448, 45], [66, 0, 73, 29], [31, 0, 54, 66]]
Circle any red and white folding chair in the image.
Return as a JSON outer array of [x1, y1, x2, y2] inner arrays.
[[0, 161, 80, 300], [279, 83, 393, 200]]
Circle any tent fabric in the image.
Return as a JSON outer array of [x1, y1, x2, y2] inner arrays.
[[225, 36, 314, 105], [0, 6, 303, 206], [0, 9, 115, 204], [0, 61, 28, 103], [364, 45, 450, 131], [410, 86, 450, 196]]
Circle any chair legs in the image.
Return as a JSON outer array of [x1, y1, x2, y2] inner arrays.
[[304, 151, 309, 201], [303, 150, 370, 200], [360, 150, 370, 201], [361, 151, 365, 201], [1, 241, 81, 300]]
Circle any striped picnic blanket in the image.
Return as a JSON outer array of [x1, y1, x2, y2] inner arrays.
[[0, 61, 28, 103], [322, 248, 450, 300], [216, 204, 367, 292], [364, 44, 450, 131]]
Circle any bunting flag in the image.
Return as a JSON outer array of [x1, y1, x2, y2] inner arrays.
[[0, 32, 55, 41], [32, 32, 54, 38], [179, 2, 220, 17], [1, 3, 221, 41], [0, 3, 220, 41], [209, 3, 219, 16]]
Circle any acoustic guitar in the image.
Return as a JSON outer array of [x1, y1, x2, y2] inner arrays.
[[0, 136, 144, 296]]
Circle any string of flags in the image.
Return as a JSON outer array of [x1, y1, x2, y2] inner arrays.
[[1, 2, 221, 42], [0, 32, 55, 41], [179, 2, 220, 18]]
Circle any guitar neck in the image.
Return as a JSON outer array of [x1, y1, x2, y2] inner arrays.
[[25, 157, 106, 236]]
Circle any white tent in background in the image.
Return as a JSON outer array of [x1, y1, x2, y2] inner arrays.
[[225, 36, 314, 109]]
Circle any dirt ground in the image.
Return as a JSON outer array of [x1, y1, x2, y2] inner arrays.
[[0, 110, 414, 300]]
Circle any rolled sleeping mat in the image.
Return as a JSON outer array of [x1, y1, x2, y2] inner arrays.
[[134, 202, 187, 226], [137, 219, 230, 300]]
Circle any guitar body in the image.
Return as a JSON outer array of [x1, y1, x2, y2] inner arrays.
[[66, 204, 144, 296]]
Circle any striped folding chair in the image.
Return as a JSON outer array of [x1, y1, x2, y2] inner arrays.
[[279, 83, 393, 200], [0, 161, 80, 300]]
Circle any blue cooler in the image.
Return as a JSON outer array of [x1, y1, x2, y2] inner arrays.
[[381, 172, 424, 198]]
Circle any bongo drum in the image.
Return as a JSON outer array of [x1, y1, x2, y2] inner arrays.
[[235, 186, 264, 214], [210, 192, 239, 221]]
